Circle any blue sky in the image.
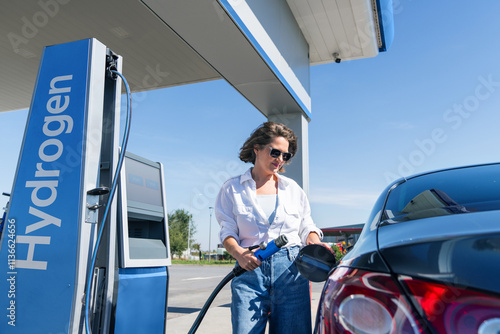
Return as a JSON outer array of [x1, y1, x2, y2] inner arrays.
[[1, 0, 500, 250]]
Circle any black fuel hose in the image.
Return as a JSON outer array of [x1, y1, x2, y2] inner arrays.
[[187, 266, 244, 334]]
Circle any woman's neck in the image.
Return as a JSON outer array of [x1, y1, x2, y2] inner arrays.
[[252, 167, 277, 195]]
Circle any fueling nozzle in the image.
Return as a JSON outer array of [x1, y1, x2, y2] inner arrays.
[[254, 235, 288, 261]]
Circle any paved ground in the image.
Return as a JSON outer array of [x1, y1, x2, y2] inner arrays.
[[166, 264, 324, 333]]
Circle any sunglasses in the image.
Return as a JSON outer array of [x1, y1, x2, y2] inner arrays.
[[268, 147, 292, 162]]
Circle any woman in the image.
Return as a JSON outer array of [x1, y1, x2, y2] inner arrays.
[[215, 121, 328, 333]]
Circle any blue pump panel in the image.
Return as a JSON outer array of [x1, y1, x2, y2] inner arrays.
[[114, 267, 168, 334], [0, 39, 101, 333]]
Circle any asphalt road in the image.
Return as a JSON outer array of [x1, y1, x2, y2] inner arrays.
[[167, 264, 233, 320], [166, 264, 324, 333]]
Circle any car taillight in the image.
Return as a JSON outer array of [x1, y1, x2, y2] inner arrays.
[[401, 278, 500, 334], [318, 267, 423, 334]]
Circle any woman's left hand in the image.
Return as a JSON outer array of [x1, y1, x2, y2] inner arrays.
[[306, 232, 333, 253]]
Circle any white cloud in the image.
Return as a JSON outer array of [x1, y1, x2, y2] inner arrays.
[[386, 121, 415, 130]]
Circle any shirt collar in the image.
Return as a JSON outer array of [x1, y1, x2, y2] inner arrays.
[[240, 168, 254, 184], [240, 167, 290, 187]]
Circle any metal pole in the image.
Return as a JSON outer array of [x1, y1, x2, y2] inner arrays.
[[187, 219, 190, 260], [208, 206, 214, 262]]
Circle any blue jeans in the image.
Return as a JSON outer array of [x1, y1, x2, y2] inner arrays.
[[231, 246, 311, 334]]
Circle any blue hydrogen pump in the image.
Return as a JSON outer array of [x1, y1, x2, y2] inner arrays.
[[0, 38, 171, 334]]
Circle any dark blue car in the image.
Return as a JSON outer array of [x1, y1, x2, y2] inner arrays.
[[315, 163, 500, 333]]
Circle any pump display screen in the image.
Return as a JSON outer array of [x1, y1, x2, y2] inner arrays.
[[119, 153, 171, 267], [125, 157, 163, 209]]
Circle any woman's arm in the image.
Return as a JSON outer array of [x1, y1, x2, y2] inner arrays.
[[215, 184, 241, 247]]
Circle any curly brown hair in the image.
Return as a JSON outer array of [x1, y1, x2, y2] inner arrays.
[[239, 122, 297, 171]]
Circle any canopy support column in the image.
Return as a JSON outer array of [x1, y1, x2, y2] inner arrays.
[[268, 113, 310, 196]]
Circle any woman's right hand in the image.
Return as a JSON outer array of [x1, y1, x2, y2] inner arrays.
[[223, 236, 262, 271], [235, 247, 262, 272]]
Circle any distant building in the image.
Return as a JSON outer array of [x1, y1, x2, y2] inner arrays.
[[321, 223, 364, 247]]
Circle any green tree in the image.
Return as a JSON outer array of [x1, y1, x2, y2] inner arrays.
[[168, 209, 196, 257]]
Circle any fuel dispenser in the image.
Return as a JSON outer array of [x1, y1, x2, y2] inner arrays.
[[113, 152, 171, 334], [0, 38, 171, 334]]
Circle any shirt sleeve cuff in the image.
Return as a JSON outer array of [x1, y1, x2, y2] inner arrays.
[[219, 226, 240, 245], [300, 226, 323, 245]]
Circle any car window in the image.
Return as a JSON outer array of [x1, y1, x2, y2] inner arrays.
[[382, 164, 500, 223]]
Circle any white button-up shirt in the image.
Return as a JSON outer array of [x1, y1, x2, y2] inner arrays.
[[215, 168, 323, 248]]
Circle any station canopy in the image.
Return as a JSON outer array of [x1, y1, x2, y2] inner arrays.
[[321, 223, 364, 237], [0, 0, 394, 115]]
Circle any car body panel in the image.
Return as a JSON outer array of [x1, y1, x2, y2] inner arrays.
[[377, 164, 500, 295], [379, 215, 500, 295]]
